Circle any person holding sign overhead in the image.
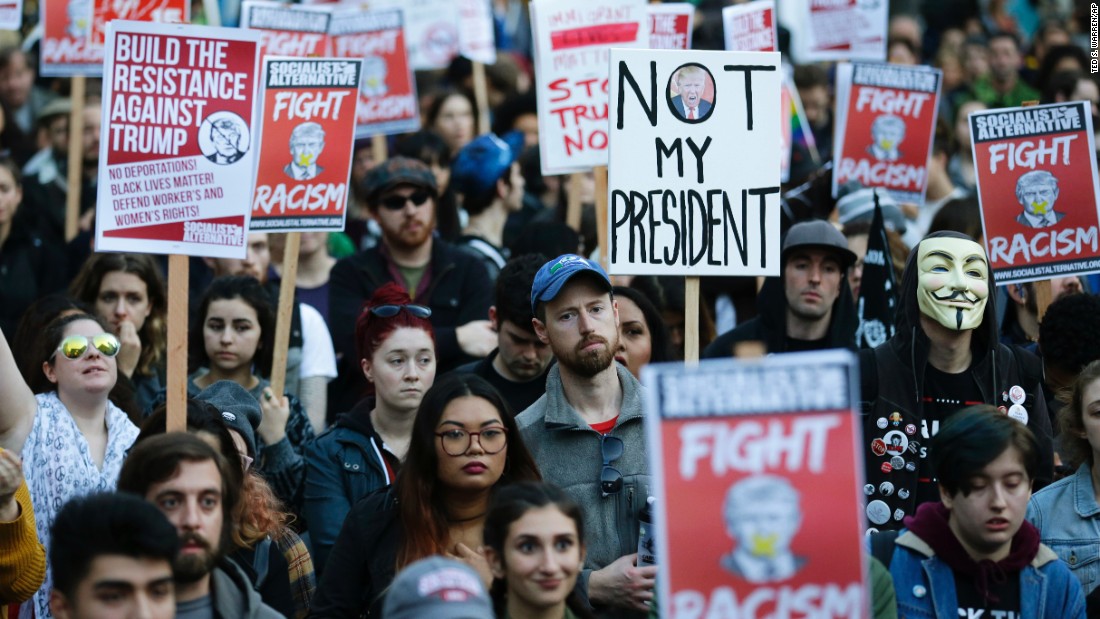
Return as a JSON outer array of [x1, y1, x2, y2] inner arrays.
[[517, 255, 656, 615], [703, 220, 858, 358]]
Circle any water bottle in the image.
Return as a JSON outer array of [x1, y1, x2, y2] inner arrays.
[[637, 496, 657, 567]]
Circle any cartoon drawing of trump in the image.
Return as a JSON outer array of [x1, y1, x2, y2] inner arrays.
[[284, 122, 325, 181], [360, 56, 388, 98], [868, 115, 905, 161], [206, 118, 246, 165], [1015, 170, 1064, 228], [721, 475, 806, 583]]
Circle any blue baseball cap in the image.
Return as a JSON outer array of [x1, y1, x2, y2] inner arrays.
[[450, 131, 524, 197], [531, 254, 612, 314]]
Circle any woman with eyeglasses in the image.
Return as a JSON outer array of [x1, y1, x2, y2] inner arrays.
[[69, 252, 168, 415], [160, 275, 315, 516], [483, 482, 597, 619], [304, 282, 437, 574], [310, 372, 542, 618], [0, 312, 140, 618]]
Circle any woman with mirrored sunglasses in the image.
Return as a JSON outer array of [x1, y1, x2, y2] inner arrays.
[[0, 312, 141, 619], [310, 373, 542, 618], [304, 282, 437, 575]]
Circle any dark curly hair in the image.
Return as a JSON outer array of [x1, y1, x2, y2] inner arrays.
[[1038, 293, 1100, 379]]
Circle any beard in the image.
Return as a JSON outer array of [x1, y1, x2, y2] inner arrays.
[[174, 532, 220, 584], [556, 334, 617, 379]]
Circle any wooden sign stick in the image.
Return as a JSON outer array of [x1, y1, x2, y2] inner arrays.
[[566, 173, 584, 232], [269, 232, 301, 397], [594, 166, 608, 268], [685, 276, 700, 365], [471, 61, 491, 135], [371, 134, 388, 166], [64, 76, 86, 242], [165, 254, 189, 432]]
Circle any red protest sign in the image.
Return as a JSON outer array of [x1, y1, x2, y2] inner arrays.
[[647, 3, 692, 50], [90, 0, 188, 47], [833, 63, 942, 204], [330, 7, 419, 138], [251, 57, 361, 232], [645, 351, 868, 618], [971, 101, 1100, 284], [240, 0, 332, 58], [41, 0, 103, 76], [722, 0, 775, 52], [95, 21, 261, 258]]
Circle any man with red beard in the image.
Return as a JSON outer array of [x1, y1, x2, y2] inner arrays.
[[329, 157, 496, 414], [117, 433, 282, 619], [517, 254, 656, 618]]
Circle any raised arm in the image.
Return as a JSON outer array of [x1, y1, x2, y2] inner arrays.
[[0, 329, 38, 453]]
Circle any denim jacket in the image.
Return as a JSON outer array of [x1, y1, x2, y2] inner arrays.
[[1027, 463, 1100, 595], [889, 530, 1085, 618]]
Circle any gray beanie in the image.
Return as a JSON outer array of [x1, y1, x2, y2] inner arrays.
[[383, 556, 494, 619], [194, 380, 261, 457]]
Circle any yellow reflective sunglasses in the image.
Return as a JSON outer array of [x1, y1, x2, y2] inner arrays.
[[55, 333, 121, 360]]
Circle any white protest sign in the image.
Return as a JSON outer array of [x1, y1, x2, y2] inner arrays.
[[0, 0, 20, 30], [531, 0, 648, 175], [647, 3, 693, 50], [608, 49, 782, 277], [458, 0, 495, 64], [364, 0, 460, 70], [95, 21, 261, 258], [796, 0, 887, 62], [722, 0, 775, 52]]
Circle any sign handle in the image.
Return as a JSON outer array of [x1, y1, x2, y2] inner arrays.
[[166, 254, 189, 432], [566, 173, 584, 233], [472, 61, 491, 136], [594, 166, 608, 268], [269, 232, 301, 397], [685, 276, 700, 365], [64, 76, 85, 242], [201, 0, 221, 26], [371, 134, 387, 166]]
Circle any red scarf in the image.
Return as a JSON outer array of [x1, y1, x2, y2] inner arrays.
[[903, 501, 1040, 605]]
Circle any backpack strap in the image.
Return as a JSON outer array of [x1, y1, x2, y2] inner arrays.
[[869, 529, 899, 568]]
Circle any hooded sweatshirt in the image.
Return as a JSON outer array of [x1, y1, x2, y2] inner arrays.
[[860, 232, 1053, 531], [702, 268, 858, 358]]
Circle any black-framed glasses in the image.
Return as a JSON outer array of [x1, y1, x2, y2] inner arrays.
[[370, 304, 432, 319], [435, 427, 509, 456], [54, 333, 121, 361], [379, 190, 431, 211], [600, 435, 624, 497]]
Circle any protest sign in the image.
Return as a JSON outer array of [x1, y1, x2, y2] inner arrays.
[[832, 62, 942, 205], [240, 1, 332, 58], [94, 21, 261, 258], [458, 0, 495, 64], [647, 3, 693, 50], [365, 0, 460, 70], [91, 0, 188, 46], [970, 101, 1100, 284], [41, 0, 103, 76], [251, 57, 361, 231], [796, 0, 887, 62], [607, 49, 782, 277], [722, 0, 775, 52], [643, 350, 868, 619], [0, 0, 22, 31], [531, 0, 649, 175], [330, 7, 419, 137]]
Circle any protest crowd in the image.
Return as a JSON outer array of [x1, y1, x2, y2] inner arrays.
[[1, 0, 1100, 617]]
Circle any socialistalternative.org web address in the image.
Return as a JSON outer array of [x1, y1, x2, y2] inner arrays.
[[1001, 259, 1100, 280]]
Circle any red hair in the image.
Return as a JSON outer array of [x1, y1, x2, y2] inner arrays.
[[354, 283, 435, 393]]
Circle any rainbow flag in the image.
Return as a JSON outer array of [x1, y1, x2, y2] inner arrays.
[[780, 74, 819, 182]]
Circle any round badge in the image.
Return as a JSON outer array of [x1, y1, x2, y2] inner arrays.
[[890, 456, 905, 469], [866, 527, 880, 535], [881, 462, 893, 474], [879, 481, 895, 496], [893, 508, 905, 521], [905, 461, 917, 472], [866, 500, 891, 525], [1009, 385, 1026, 405], [907, 441, 919, 454], [864, 484, 875, 496], [913, 585, 927, 599], [998, 405, 1008, 414], [883, 430, 908, 456], [871, 439, 888, 457], [1008, 404, 1028, 425], [876, 417, 888, 429], [904, 423, 917, 435], [898, 488, 910, 500]]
